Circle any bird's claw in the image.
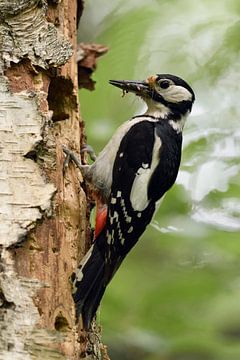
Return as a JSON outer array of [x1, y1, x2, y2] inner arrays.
[[62, 146, 71, 171], [62, 145, 83, 172], [80, 144, 97, 162]]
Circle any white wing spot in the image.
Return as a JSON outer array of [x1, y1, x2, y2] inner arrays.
[[107, 232, 112, 244], [111, 197, 117, 204], [126, 216, 132, 223], [120, 199, 127, 213], [110, 210, 119, 224], [119, 152, 124, 157], [118, 229, 124, 241], [111, 229, 115, 242], [142, 163, 149, 169], [113, 211, 119, 220], [137, 212, 142, 218], [128, 226, 133, 233], [117, 191, 122, 198], [121, 237, 125, 245], [130, 131, 161, 211], [120, 198, 132, 223]]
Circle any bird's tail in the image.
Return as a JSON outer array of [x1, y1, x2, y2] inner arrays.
[[71, 232, 107, 330]]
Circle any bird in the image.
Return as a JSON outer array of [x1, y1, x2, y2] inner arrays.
[[63, 73, 195, 330]]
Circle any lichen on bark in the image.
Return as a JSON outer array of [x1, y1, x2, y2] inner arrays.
[[0, 0, 72, 72], [0, 0, 93, 359]]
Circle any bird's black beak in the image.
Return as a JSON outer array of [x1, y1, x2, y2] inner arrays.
[[109, 79, 150, 97]]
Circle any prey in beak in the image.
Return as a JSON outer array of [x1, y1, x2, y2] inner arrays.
[[109, 79, 150, 98]]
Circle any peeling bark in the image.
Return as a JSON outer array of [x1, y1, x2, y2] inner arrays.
[[0, 1, 109, 359], [0, 0, 72, 71], [77, 43, 108, 90]]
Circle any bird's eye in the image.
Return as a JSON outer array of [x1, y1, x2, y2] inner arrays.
[[159, 80, 170, 89]]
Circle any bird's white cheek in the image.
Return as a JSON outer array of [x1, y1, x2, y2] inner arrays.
[[161, 86, 192, 103]]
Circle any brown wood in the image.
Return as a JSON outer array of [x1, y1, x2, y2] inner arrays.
[[0, 1, 109, 358]]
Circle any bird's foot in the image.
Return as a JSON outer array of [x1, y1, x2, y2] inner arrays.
[[62, 145, 82, 170], [81, 144, 97, 162], [62, 145, 90, 175]]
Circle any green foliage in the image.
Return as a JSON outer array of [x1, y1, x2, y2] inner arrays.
[[79, 1, 240, 358]]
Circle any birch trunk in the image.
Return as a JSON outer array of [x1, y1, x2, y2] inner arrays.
[[0, 1, 108, 359]]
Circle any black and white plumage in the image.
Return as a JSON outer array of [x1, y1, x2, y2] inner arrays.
[[70, 74, 195, 329]]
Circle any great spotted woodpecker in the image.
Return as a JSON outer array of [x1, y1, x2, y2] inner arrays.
[[64, 74, 195, 329]]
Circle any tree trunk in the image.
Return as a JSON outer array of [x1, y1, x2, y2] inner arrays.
[[0, 1, 108, 359]]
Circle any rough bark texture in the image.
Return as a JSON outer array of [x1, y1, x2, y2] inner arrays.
[[77, 43, 108, 90], [0, 1, 108, 359]]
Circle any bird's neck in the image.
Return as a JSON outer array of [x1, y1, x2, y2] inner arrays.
[[144, 98, 170, 119], [143, 98, 187, 133]]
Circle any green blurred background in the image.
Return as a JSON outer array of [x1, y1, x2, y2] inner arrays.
[[78, 1, 240, 359]]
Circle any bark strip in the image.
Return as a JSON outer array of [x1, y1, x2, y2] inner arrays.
[[0, 0, 105, 358]]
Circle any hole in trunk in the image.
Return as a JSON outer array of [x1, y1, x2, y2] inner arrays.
[[54, 313, 70, 332], [47, 76, 77, 122]]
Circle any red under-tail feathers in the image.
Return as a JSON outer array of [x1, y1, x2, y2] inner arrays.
[[94, 200, 107, 239]]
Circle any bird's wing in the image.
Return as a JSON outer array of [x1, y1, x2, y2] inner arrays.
[[103, 120, 160, 281]]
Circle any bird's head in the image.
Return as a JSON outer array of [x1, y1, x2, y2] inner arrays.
[[109, 74, 195, 120]]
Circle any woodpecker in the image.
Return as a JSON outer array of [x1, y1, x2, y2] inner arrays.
[[64, 74, 195, 330]]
